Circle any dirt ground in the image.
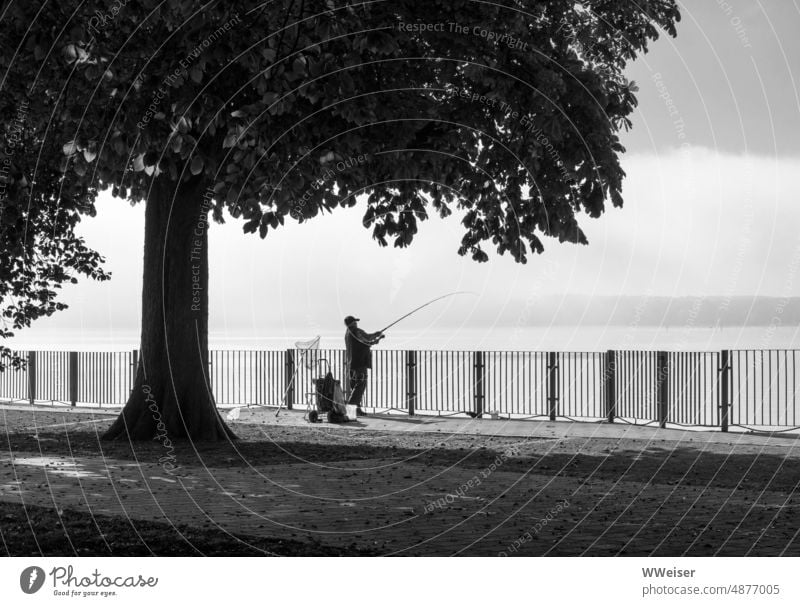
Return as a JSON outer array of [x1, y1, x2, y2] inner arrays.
[[1, 405, 799, 556]]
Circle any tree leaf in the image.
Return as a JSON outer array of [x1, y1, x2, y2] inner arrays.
[[243, 218, 259, 233], [190, 155, 204, 175]]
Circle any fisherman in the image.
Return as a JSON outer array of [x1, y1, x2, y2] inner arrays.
[[344, 315, 384, 416]]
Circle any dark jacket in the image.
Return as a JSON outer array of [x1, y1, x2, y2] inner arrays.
[[345, 326, 382, 371]]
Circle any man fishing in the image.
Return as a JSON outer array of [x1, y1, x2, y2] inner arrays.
[[344, 315, 385, 415]]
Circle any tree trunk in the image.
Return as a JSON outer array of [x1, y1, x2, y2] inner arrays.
[[103, 176, 235, 442]]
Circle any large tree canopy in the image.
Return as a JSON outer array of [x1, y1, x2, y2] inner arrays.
[[0, 0, 680, 440]]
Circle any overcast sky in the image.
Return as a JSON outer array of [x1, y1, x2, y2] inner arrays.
[[11, 0, 800, 348]]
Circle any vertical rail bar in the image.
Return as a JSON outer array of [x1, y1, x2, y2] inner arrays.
[[406, 350, 417, 416], [131, 349, 138, 396], [69, 351, 78, 407], [657, 350, 669, 428], [284, 348, 295, 410], [547, 351, 558, 421], [604, 350, 616, 423], [782, 350, 787, 426], [27, 351, 36, 405], [474, 351, 485, 418], [719, 349, 730, 432]]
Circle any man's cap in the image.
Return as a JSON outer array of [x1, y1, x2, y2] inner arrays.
[[344, 315, 360, 326]]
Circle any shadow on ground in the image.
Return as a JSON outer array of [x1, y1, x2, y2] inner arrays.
[[5, 422, 799, 493], [2, 418, 799, 556]]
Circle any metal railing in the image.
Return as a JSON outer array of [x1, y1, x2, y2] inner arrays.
[[730, 350, 800, 429], [209, 349, 286, 408], [77, 351, 136, 406], [1, 348, 799, 432]]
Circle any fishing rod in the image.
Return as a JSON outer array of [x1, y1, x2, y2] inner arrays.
[[378, 291, 476, 334]]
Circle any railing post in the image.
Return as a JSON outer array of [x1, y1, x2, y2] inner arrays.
[[131, 349, 139, 386], [604, 350, 616, 423], [719, 350, 730, 432], [473, 351, 485, 418], [657, 350, 669, 428], [344, 360, 351, 401], [27, 351, 36, 405], [547, 352, 558, 421], [405, 350, 417, 416], [284, 348, 295, 410], [69, 351, 78, 407], [207, 351, 214, 399]]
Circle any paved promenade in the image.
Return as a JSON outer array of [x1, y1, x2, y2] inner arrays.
[[1, 404, 799, 555]]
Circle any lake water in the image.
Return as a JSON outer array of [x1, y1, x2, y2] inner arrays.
[[8, 325, 800, 352]]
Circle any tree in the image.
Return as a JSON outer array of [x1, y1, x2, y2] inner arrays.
[[0, 0, 680, 441]]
